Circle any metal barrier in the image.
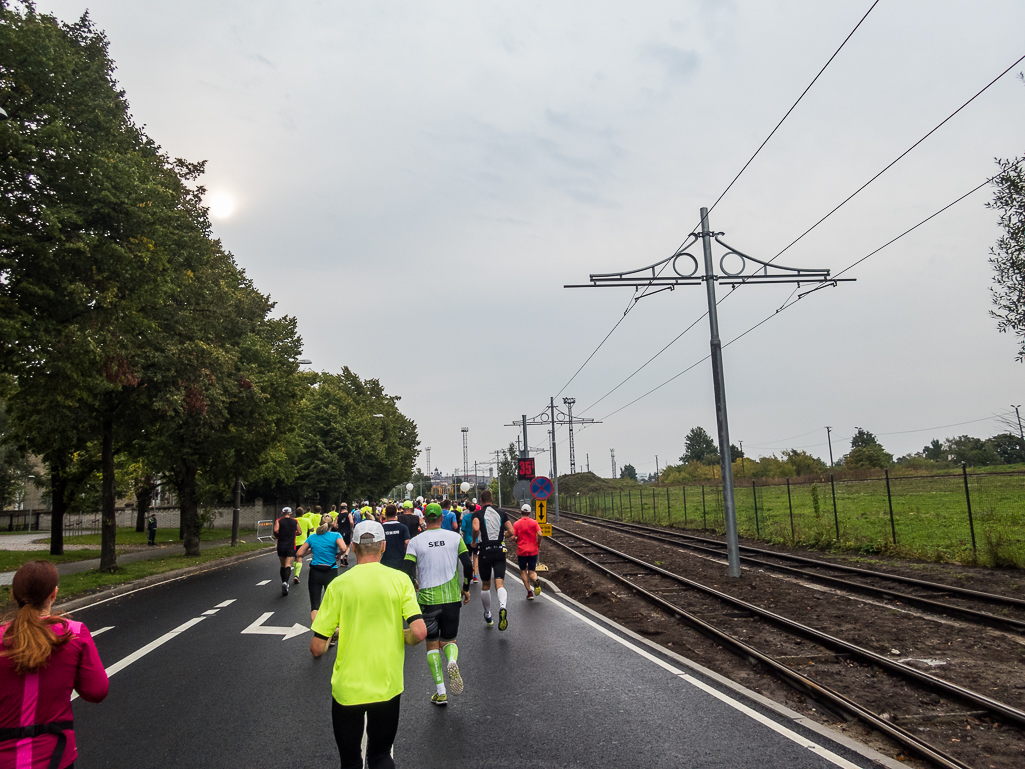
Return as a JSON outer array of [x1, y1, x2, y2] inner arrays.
[[256, 520, 274, 542]]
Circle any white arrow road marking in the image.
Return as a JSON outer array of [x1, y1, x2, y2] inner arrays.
[[91, 626, 114, 637], [241, 612, 310, 641]]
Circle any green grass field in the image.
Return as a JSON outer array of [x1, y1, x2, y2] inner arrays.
[[569, 471, 1025, 567], [40, 527, 258, 546]]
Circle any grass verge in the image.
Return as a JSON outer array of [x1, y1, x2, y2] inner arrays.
[[39, 527, 259, 546], [0, 550, 107, 572]]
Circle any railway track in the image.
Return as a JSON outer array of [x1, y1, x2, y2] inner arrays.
[[546, 522, 1025, 769], [563, 511, 1025, 634]]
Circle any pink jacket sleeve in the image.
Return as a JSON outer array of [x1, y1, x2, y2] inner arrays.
[[72, 624, 109, 703]]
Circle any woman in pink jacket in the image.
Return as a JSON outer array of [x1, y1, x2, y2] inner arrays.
[[0, 561, 108, 769]]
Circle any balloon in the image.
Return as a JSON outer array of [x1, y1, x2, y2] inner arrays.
[[459, 482, 470, 493]]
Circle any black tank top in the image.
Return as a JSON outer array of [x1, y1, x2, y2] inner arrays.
[[277, 517, 298, 541]]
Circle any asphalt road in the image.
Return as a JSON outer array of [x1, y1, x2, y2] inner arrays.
[[67, 550, 890, 769]]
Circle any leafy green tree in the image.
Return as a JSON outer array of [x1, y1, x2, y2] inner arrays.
[[620, 463, 637, 480], [780, 449, 827, 476], [987, 151, 1025, 360], [943, 435, 1001, 467], [991, 432, 1025, 464], [850, 428, 880, 450], [0, 400, 30, 509], [681, 426, 718, 464], [845, 444, 893, 469], [922, 439, 945, 462]]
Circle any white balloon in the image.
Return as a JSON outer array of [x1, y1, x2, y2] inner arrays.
[[472, 497, 477, 505], [459, 482, 470, 493], [405, 483, 414, 491]]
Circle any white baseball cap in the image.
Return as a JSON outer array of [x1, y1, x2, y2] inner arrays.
[[353, 520, 385, 543], [282, 507, 292, 514], [520, 503, 531, 513]]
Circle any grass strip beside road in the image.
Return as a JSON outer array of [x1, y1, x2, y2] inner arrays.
[[39, 527, 259, 546], [1, 542, 272, 613], [0, 549, 107, 572]]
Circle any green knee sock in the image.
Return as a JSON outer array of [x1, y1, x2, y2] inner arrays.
[[294, 561, 303, 577], [443, 643, 458, 664], [427, 650, 445, 694]]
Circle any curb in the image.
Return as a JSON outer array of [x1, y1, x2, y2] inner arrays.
[[55, 545, 274, 613]]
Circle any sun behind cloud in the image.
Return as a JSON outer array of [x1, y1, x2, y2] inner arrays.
[[207, 192, 235, 220]]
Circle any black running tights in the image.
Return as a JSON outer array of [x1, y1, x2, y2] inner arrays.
[[331, 695, 400, 769], [308, 564, 337, 610]]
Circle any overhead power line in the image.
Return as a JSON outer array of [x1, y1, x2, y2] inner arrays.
[[552, 3, 878, 400]]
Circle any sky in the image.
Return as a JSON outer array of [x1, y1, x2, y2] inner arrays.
[[34, 0, 1025, 481]]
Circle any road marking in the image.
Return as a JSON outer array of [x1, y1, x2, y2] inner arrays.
[[91, 626, 114, 637], [203, 610, 219, 615], [73, 616, 207, 701], [541, 593, 863, 769], [241, 612, 310, 641], [256, 580, 271, 586], [215, 599, 236, 608]]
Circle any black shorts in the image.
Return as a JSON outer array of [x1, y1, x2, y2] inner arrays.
[[517, 554, 538, 572], [420, 601, 461, 641], [277, 544, 297, 558], [478, 550, 506, 582]]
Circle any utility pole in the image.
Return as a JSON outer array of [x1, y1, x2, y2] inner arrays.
[[567, 206, 851, 578], [493, 449, 503, 507], [473, 460, 478, 498], [549, 398, 560, 521], [461, 427, 469, 481], [1013, 406, 1024, 443], [521, 415, 528, 458], [655, 455, 659, 481], [425, 447, 431, 483], [586, 453, 590, 473], [610, 449, 617, 479], [738, 440, 745, 475], [563, 397, 577, 474], [826, 426, 835, 468]]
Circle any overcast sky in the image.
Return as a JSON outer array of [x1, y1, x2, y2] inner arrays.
[[36, 0, 1025, 480]]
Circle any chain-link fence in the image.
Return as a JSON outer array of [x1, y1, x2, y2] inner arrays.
[[568, 469, 1025, 566]]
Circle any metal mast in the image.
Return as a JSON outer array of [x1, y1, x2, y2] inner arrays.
[[563, 397, 577, 474], [610, 449, 617, 479], [566, 207, 852, 577], [461, 428, 469, 480]]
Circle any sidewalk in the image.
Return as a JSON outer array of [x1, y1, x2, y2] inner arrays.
[[0, 535, 261, 585]]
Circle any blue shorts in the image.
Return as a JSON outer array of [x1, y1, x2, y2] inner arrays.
[[517, 554, 538, 572]]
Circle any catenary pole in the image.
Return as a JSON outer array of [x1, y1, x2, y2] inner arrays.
[[550, 397, 560, 522], [700, 207, 741, 577]]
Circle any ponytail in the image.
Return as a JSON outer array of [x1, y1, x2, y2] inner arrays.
[[2, 561, 71, 674]]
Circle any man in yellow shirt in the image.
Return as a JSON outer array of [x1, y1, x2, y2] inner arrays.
[[311, 521, 426, 769], [293, 513, 314, 583]]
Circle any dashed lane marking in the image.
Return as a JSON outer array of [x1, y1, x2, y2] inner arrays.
[[540, 592, 864, 769], [256, 580, 271, 586], [215, 599, 237, 608], [91, 626, 114, 637]]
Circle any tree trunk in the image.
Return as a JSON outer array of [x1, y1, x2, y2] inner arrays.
[[135, 474, 154, 532], [100, 415, 118, 571], [178, 463, 201, 556], [49, 457, 68, 557], [231, 475, 241, 547]]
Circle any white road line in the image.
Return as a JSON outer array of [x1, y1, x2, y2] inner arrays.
[[91, 626, 114, 637], [215, 599, 236, 608], [256, 580, 271, 586], [541, 593, 862, 769], [72, 616, 207, 701], [202, 610, 219, 615]]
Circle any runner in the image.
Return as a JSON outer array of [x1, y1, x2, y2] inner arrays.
[[273, 507, 300, 595], [513, 503, 544, 599], [439, 499, 458, 533], [310, 520, 426, 769], [459, 503, 479, 584], [398, 500, 421, 538], [472, 490, 516, 630], [380, 504, 411, 570], [402, 503, 472, 706], [296, 519, 347, 623], [294, 511, 314, 584], [336, 503, 354, 566]]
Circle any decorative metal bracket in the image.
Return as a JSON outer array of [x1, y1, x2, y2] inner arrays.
[[565, 231, 854, 289]]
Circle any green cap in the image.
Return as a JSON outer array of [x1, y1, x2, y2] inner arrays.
[[402, 500, 413, 509], [424, 502, 443, 519]]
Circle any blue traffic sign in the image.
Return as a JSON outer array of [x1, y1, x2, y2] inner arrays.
[[530, 476, 553, 500]]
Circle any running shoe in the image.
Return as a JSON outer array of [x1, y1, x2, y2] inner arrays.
[[447, 661, 464, 695], [293, 575, 300, 584], [471, 575, 479, 584], [329, 630, 339, 647], [431, 693, 448, 707], [527, 590, 534, 600], [498, 607, 508, 631], [533, 580, 542, 596], [281, 582, 288, 596], [484, 612, 494, 628]]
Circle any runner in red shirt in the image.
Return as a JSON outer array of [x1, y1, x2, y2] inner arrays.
[[512, 503, 543, 600]]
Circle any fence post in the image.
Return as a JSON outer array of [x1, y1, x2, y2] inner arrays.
[[639, 487, 643, 522], [752, 480, 760, 537], [683, 485, 687, 525], [652, 487, 657, 525], [620, 490, 625, 521], [885, 469, 897, 545], [666, 486, 671, 525], [786, 478, 795, 542], [830, 473, 840, 541], [962, 462, 977, 553], [629, 489, 634, 521], [701, 485, 707, 529]]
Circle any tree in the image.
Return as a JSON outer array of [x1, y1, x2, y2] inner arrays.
[[991, 432, 1025, 464], [780, 449, 827, 476], [850, 428, 880, 449], [0, 400, 30, 509], [620, 463, 637, 481], [987, 151, 1025, 360], [845, 444, 893, 469], [681, 426, 718, 464]]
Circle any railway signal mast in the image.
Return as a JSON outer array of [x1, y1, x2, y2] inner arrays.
[[567, 207, 853, 577]]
